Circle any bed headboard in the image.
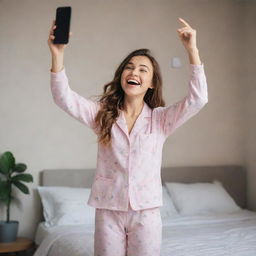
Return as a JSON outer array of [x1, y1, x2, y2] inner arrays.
[[39, 165, 247, 209]]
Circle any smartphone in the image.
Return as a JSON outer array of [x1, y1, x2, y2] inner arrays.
[[53, 6, 72, 44]]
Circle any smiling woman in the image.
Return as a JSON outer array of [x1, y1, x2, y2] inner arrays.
[[122, 57, 153, 89], [93, 49, 165, 147], [47, 16, 208, 256]]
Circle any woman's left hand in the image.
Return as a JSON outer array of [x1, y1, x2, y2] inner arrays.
[[177, 18, 198, 52]]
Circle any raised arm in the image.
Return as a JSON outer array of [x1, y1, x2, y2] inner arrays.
[[156, 18, 208, 138], [157, 63, 208, 138], [48, 20, 100, 133]]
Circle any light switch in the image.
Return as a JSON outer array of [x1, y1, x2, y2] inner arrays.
[[171, 57, 182, 68]]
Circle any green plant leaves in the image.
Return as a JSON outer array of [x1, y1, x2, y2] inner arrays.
[[0, 152, 15, 175], [12, 174, 33, 183], [12, 181, 29, 194], [0, 151, 33, 222], [13, 163, 27, 173]]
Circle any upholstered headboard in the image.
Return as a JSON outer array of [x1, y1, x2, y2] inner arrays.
[[39, 165, 247, 209]]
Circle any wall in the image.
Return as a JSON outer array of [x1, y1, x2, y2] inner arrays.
[[0, 0, 254, 240], [244, 0, 256, 210]]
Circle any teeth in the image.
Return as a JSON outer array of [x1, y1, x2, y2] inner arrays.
[[127, 79, 140, 85]]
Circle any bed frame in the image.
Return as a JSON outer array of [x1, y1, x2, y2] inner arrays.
[[39, 165, 247, 209]]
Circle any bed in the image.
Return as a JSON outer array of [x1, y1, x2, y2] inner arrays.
[[34, 165, 256, 256]]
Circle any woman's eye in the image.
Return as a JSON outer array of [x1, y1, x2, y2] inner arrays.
[[125, 67, 147, 72]]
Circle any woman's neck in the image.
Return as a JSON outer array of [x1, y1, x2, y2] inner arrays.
[[123, 99, 144, 117]]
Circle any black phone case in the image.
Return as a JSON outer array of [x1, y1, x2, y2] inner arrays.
[[53, 6, 72, 44]]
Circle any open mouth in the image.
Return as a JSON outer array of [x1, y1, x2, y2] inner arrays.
[[127, 79, 141, 86]]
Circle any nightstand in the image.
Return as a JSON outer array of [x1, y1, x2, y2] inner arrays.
[[0, 237, 35, 255]]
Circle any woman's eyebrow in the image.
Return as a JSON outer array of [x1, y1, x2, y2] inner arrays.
[[127, 62, 150, 71]]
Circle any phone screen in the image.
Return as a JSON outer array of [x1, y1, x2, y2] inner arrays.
[[53, 6, 72, 44]]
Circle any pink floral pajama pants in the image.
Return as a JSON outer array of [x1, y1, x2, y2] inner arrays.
[[94, 201, 162, 256]]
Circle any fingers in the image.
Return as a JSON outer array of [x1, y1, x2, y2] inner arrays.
[[177, 25, 195, 34], [178, 17, 191, 28], [49, 28, 55, 38], [48, 20, 72, 43], [177, 27, 191, 36], [48, 31, 72, 42], [49, 27, 56, 40], [177, 17, 193, 38], [49, 34, 55, 40], [177, 27, 191, 33], [49, 20, 56, 36], [177, 27, 193, 40], [51, 19, 56, 31]]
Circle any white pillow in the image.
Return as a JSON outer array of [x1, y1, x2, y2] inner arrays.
[[164, 180, 241, 216], [37, 186, 95, 227], [160, 186, 179, 218]]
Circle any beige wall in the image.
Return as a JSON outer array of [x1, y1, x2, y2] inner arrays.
[[244, 0, 256, 210], [0, 0, 255, 240]]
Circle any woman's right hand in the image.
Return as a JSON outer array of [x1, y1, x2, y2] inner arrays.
[[47, 20, 72, 56]]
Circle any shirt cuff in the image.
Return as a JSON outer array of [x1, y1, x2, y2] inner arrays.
[[189, 62, 204, 74], [50, 66, 66, 79]]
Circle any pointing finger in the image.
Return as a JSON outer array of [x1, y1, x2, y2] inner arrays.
[[178, 17, 191, 28]]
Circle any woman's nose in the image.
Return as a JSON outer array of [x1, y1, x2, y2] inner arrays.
[[131, 68, 139, 76]]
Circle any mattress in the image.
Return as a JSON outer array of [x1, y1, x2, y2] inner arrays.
[[34, 209, 256, 256]]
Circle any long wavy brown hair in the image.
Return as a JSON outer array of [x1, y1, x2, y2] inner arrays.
[[92, 48, 166, 147]]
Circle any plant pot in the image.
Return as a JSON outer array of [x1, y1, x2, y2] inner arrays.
[[0, 220, 19, 243]]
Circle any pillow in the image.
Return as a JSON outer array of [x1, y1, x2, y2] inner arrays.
[[160, 186, 179, 218], [164, 180, 241, 216], [37, 186, 95, 227]]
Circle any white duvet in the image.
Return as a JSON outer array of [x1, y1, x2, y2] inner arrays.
[[34, 209, 256, 256]]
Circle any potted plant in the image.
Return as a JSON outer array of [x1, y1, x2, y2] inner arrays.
[[0, 151, 33, 242]]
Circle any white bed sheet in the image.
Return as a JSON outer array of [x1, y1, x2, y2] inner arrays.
[[34, 209, 256, 256], [35, 222, 95, 245], [35, 222, 53, 245]]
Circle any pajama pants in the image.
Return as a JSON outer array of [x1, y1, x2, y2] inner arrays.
[[94, 201, 162, 256]]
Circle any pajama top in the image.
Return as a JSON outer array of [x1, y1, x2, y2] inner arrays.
[[50, 63, 208, 211]]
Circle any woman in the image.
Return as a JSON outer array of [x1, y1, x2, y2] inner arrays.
[[48, 17, 208, 256]]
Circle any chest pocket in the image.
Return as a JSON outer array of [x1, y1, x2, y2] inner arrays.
[[139, 132, 157, 155]]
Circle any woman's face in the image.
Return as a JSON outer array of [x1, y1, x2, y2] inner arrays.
[[120, 56, 154, 98]]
